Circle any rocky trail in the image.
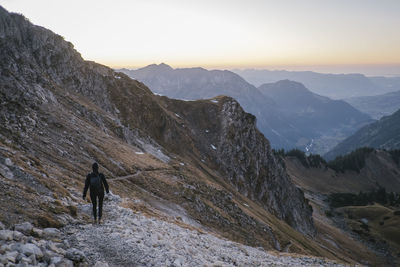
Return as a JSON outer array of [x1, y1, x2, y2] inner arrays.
[[107, 171, 143, 182], [63, 190, 347, 267], [1, 187, 349, 267]]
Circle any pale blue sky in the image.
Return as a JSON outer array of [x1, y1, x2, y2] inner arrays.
[[2, 0, 400, 75]]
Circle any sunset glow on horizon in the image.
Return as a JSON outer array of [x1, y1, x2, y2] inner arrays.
[[2, 0, 400, 75]]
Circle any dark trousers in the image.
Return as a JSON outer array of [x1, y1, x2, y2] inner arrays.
[[90, 192, 104, 220]]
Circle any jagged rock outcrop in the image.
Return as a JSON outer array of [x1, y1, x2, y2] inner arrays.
[[159, 96, 314, 235], [216, 99, 314, 235], [0, 4, 314, 242]]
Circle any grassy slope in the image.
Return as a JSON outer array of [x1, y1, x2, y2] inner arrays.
[[286, 154, 400, 265]]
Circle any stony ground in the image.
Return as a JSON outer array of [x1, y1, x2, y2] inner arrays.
[[1, 190, 350, 266], [63, 192, 347, 267]]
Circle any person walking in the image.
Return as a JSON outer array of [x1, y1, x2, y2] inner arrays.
[[83, 162, 109, 224]]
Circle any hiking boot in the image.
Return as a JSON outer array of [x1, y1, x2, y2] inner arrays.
[[92, 219, 97, 225], [98, 219, 102, 224]]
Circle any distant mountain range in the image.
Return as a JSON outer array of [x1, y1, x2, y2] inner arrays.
[[325, 108, 400, 160], [119, 64, 372, 154], [233, 69, 400, 99], [345, 90, 400, 119], [259, 80, 372, 154]]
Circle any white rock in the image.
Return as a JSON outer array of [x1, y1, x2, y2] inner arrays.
[[94, 261, 110, 267], [43, 228, 61, 239], [20, 256, 32, 264], [65, 248, 86, 262], [0, 230, 14, 241], [29, 254, 37, 265], [0, 254, 7, 265], [50, 256, 63, 265], [20, 243, 43, 259], [4, 158, 12, 166], [5, 251, 18, 263], [12, 231, 24, 241], [55, 259, 74, 267]]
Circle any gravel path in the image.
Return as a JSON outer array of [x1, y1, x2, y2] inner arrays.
[[63, 193, 348, 267]]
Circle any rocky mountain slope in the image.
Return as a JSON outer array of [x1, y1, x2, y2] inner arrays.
[[325, 109, 400, 160], [0, 5, 373, 266], [233, 69, 397, 99], [345, 90, 400, 119], [259, 80, 372, 154]]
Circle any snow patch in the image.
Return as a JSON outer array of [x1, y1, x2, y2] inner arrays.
[[210, 99, 219, 103], [135, 152, 145, 155], [271, 129, 281, 137], [211, 144, 217, 150]]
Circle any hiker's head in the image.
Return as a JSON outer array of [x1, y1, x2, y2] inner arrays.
[[92, 162, 99, 173]]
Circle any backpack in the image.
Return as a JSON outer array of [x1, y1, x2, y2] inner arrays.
[[90, 173, 102, 193]]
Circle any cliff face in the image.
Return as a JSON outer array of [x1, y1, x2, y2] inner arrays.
[[0, 5, 314, 240], [159, 97, 314, 235], [216, 99, 314, 235]]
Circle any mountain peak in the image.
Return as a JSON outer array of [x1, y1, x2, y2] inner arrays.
[[258, 80, 310, 95], [158, 62, 173, 69]]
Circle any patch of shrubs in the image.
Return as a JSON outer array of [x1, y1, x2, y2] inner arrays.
[[328, 185, 400, 208], [327, 147, 374, 173]]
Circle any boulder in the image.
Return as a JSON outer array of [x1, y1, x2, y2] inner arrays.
[[20, 256, 33, 265], [43, 228, 61, 239], [0, 230, 14, 241], [14, 222, 33, 235], [32, 228, 44, 238], [55, 259, 74, 267], [4, 158, 13, 166], [20, 243, 43, 259], [12, 231, 24, 242], [29, 254, 37, 265], [0, 254, 8, 265], [47, 241, 66, 255], [94, 261, 110, 267], [50, 256, 63, 265], [4, 251, 18, 263], [65, 248, 86, 263]]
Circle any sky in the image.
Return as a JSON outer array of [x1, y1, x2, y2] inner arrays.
[[2, 0, 400, 75]]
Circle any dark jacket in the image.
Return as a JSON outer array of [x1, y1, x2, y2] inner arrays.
[[83, 172, 109, 198]]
